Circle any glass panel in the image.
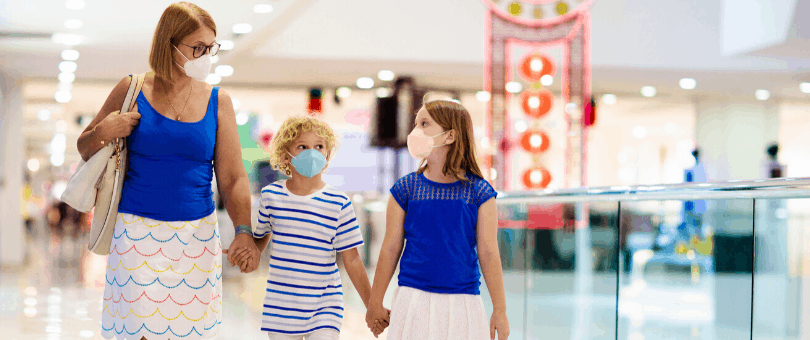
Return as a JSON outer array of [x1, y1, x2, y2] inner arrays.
[[482, 202, 528, 339], [752, 198, 806, 339], [518, 202, 619, 339], [618, 199, 754, 340]]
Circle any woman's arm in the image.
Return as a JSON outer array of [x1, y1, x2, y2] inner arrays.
[[213, 88, 257, 272], [76, 76, 140, 161], [477, 198, 510, 340], [341, 248, 372, 308], [365, 196, 405, 329]]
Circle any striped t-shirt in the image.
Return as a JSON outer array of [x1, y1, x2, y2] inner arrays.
[[253, 180, 364, 335]]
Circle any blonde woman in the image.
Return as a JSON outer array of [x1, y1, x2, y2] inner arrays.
[[76, 2, 259, 339]]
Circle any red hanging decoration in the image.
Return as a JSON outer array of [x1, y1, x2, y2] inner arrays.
[[522, 167, 552, 188], [519, 129, 550, 154], [519, 52, 555, 83], [520, 89, 554, 118], [308, 88, 323, 115]]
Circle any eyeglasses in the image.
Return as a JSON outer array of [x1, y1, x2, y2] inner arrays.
[[178, 42, 220, 58]]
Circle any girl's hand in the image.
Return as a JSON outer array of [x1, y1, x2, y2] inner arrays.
[[371, 308, 391, 337], [365, 304, 390, 338], [490, 310, 510, 340]]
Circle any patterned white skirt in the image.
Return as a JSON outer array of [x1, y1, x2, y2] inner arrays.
[[101, 212, 222, 340], [387, 286, 490, 340]]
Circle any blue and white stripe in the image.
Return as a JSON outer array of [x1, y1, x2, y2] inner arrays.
[[253, 181, 364, 335]]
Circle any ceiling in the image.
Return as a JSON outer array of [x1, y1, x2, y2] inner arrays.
[[1, 0, 809, 99]]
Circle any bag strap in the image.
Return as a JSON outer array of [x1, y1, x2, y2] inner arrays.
[[114, 74, 145, 152]]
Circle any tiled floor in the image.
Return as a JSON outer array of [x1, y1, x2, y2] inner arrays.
[[0, 227, 399, 340], [3, 220, 805, 339]]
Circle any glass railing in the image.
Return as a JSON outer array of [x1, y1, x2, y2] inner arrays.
[[359, 178, 810, 340]]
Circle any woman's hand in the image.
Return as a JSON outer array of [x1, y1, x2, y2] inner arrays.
[[95, 111, 141, 141], [490, 310, 510, 340], [225, 233, 260, 273], [365, 304, 391, 338]]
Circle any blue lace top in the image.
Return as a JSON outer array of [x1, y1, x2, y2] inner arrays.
[[389, 171, 498, 295]]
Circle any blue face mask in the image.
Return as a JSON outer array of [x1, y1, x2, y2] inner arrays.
[[288, 150, 327, 178]]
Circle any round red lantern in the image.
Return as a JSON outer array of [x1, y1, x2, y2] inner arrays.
[[520, 129, 550, 154], [522, 167, 552, 189], [519, 52, 555, 83], [520, 89, 554, 118]]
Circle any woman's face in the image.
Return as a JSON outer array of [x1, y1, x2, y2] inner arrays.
[[173, 26, 216, 64]]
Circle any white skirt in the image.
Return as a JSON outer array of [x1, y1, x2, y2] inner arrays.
[[100, 212, 222, 340], [387, 286, 490, 340]]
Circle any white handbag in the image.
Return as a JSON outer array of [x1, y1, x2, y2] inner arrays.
[[61, 73, 144, 255]]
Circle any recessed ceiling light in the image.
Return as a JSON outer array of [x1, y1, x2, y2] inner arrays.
[[205, 74, 221, 85], [336, 87, 352, 98], [27, 159, 40, 172], [755, 89, 770, 101], [800, 82, 810, 94], [58, 72, 75, 83], [64, 19, 83, 29], [514, 120, 528, 133], [232, 23, 252, 34], [254, 4, 274, 14], [59, 61, 77, 73], [235, 112, 249, 126], [37, 109, 52, 121], [51, 33, 84, 46], [377, 70, 395, 81], [215, 65, 234, 77], [679, 78, 696, 90], [219, 40, 234, 51], [375, 87, 392, 98], [505, 82, 523, 93], [602, 93, 617, 105], [65, 0, 85, 10], [356, 77, 374, 89], [641, 86, 657, 97], [632, 126, 647, 139], [476, 91, 491, 102], [55, 91, 72, 103], [540, 75, 553, 86], [61, 49, 79, 61]]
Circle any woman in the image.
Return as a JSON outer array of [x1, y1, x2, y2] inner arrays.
[[76, 3, 260, 339]]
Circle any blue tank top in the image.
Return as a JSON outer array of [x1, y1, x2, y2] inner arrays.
[[117, 86, 219, 221]]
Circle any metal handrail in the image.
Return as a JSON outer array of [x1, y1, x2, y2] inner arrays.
[[496, 177, 810, 204]]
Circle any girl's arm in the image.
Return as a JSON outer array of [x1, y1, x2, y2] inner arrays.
[[368, 196, 406, 307], [365, 196, 405, 329], [340, 248, 372, 308], [477, 198, 510, 339]]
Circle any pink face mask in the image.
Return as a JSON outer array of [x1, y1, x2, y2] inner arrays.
[[406, 128, 450, 159]]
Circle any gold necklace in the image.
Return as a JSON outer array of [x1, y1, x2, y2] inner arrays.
[[158, 78, 194, 121]]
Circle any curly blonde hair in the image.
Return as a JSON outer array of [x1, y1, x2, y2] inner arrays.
[[268, 115, 340, 176]]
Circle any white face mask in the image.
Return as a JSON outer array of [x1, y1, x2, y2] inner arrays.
[[407, 128, 450, 159], [173, 45, 211, 81]]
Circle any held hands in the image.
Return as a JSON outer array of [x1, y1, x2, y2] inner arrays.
[[365, 304, 391, 338], [96, 111, 141, 141], [223, 233, 261, 273]]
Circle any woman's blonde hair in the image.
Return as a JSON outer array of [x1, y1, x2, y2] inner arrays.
[[269, 116, 340, 176], [416, 100, 485, 182], [149, 2, 216, 82]]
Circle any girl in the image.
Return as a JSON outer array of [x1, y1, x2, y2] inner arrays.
[[230, 115, 387, 339], [365, 99, 510, 340]]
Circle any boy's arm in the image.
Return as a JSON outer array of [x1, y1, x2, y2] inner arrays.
[[340, 247, 372, 308], [254, 233, 272, 253]]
